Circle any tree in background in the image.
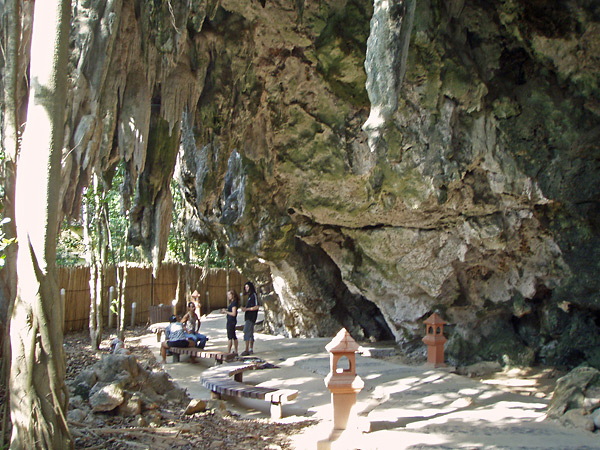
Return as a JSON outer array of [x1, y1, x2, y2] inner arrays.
[[82, 173, 110, 350], [57, 169, 230, 268], [58, 163, 141, 267]]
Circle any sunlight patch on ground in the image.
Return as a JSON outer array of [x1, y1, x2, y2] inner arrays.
[[259, 376, 316, 388], [457, 387, 482, 396], [400, 400, 547, 430], [419, 372, 447, 384], [420, 392, 461, 405], [481, 377, 538, 387]]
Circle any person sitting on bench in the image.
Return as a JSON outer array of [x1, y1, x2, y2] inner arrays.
[[182, 301, 208, 349], [160, 315, 197, 363]]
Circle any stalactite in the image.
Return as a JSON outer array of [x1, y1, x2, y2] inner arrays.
[[363, 0, 415, 154]]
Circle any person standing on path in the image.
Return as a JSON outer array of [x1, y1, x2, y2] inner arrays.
[[241, 281, 259, 356], [221, 289, 239, 355]]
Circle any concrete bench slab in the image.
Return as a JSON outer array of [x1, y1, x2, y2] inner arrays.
[[200, 362, 299, 419], [148, 322, 169, 342], [168, 347, 236, 364]]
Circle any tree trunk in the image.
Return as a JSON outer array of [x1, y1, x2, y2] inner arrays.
[[83, 190, 98, 347], [115, 210, 130, 341], [175, 264, 181, 315], [83, 174, 107, 350], [0, 0, 23, 444], [117, 263, 128, 341], [9, 1, 72, 448]]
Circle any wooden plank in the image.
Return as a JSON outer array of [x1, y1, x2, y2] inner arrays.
[[200, 362, 299, 419], [168, 347, 236, 363]]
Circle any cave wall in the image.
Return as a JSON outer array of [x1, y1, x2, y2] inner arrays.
[[174, 0, 600, 368], [4, 0, 599, 368]]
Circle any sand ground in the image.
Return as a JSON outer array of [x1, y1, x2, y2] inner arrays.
[[140, 311, 600, 450]]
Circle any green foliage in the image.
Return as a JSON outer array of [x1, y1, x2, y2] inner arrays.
[[56, 223, 85, 266], [109, 296, 119, 316], [57, 167, 228, 268], [57, 164, 142, 266], [202, 241, 229, 268], [165, 179, 228, 267], [0, 218, 16, 269]]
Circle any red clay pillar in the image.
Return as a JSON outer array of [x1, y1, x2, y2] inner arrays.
[[422, 313, 447, 367]]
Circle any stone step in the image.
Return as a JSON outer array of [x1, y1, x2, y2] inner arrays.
[[358, 346, 396, 358]]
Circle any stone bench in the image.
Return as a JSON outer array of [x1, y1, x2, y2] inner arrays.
[[168, 347, 235, 364], [147, 322, 168, 342], [200, 362, 299, 419]]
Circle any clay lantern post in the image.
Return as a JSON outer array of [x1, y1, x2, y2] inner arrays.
[[422, 312, 447, 367], [324, 328, 365, 432], [191, 290, 201, 314]]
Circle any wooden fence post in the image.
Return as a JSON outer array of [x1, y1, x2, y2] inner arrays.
[[131, 302, 137, 327], [108, 286, 115, 328]]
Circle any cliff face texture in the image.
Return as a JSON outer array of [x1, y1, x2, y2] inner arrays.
[[5, 0, 599, 367]]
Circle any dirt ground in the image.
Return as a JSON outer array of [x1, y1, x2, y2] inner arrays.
[[64, 327, 319, 449], [0, 328, 571, 449]]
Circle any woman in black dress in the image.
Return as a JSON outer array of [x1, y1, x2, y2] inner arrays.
[[221, 289, 239, 355]]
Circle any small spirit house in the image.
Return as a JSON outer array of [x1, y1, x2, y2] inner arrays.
[[422, 312, 447, 367]]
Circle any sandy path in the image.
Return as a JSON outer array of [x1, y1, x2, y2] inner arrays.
[[148, 311, 600, 450]]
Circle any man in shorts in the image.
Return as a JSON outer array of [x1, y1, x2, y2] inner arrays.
[[160, 315, 196, 363], [241, 282, 259, 356]]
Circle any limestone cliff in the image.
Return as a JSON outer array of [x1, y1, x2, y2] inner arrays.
[[3, 0, 599, 368]]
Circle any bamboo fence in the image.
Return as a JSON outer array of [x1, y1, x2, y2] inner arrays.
[[59, 263, 245, 332]]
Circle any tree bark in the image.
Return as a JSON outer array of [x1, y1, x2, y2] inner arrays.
[[0, 0, 24, 444], [83, 174, 107, 350], [9, 0, 73, 448], [115, 209, 130, 341], [117, 263, 128, 341]]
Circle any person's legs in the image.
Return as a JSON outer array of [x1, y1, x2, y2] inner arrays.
[[242, 321, 249, 354], [186, 333, 199, 344], [248, 321, 255, 353], [227, 323, 238, 354], [242, 320, 255, 355], [196, 333, 208, 349], [187, 339, 197, 363], [162, 340, 186, 363], [160, 341, 168, 363], [166, 340, 193, 363]]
